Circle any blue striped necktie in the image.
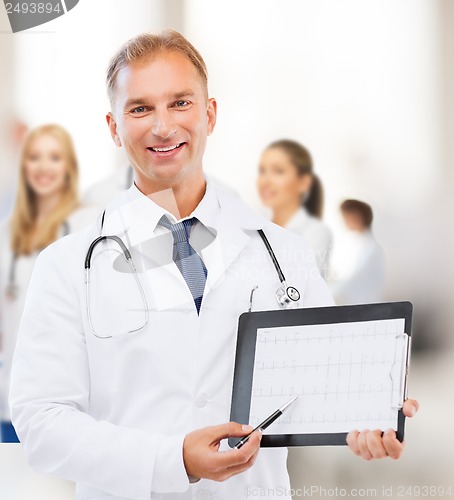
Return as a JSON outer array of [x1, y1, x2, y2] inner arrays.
[[158, 215, 208, 315]]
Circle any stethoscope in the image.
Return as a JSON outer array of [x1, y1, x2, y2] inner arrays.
[[85, 212, 300, 339], [256, 229, 301, 309], [6, 221, 70, 301]]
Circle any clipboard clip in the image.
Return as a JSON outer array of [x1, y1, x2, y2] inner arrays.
[[390, 333, 411, 410]]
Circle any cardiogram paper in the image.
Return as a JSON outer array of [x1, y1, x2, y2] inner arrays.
[[249, 318, 407, 435]]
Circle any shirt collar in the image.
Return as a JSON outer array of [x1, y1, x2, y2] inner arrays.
[[190, 177, 220, 235], [102, 174, 221, 241]]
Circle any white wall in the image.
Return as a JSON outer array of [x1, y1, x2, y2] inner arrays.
[[184, 0, 442, 213], [12, 0, 169, 191], [184, 0, 448, 341]]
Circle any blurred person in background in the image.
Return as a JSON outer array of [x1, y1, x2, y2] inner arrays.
[[0, 124, 97, 442], [0, 116, 28, 220], [330, 199, 385, 305], [257, 139, 332, 278], [83, 163, 134, 208]]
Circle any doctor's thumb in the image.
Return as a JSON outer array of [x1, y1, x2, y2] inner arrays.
[[210, 422, 253, 440]]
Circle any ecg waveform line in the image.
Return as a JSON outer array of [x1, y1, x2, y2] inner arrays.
[[248, 411, 397, 427], [249, 318, 406, 434], [255, 359, 394, 371]]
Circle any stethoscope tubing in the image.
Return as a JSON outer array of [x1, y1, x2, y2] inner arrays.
[[85, 211, 300, 338], [257, 229, 286, 284], [84, 231, 149, 339]]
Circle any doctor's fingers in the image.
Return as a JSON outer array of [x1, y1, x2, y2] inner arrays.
[[348, 429, 403, 460], [382, 429, 405, 459], [403, 398, 419, 418], [213, 430, 262, 468], [207, 422, 254, 443], [346, 431, 361, 456], [210, 432, 262, 480], [216, 445, 261, 482], [357, 430, 373, 460], [365, 430, 389, 459], [347, 430, 378, 458]]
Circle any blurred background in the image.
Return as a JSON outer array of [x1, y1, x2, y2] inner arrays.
[[0, 0, 453, 498]]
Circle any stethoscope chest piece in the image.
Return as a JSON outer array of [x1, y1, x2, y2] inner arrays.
[[275, 282, 300, 309]]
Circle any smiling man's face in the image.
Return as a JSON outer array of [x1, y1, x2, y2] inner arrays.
[[107, 51, 216, 193]]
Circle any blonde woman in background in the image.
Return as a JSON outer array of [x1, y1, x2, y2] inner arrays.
[[0, 124, 98, 442], [257, 139, 332, 278]]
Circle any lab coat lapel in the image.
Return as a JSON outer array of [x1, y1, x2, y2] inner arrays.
[[201, 186, 267, 302], [200, 213, 250, 301]]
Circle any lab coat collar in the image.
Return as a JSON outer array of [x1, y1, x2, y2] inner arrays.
[[214, 182, 267, 230], [196, 181, 268, 301], [101, 175, 216, 241], [101, 175, 266, 236]]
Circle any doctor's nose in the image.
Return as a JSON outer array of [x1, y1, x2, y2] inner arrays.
[[150, 110, 177, 140]]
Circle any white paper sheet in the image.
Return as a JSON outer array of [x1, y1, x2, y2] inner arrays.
[[249, 318, 407, 435]]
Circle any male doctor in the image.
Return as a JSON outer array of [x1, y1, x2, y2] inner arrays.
[[10, 30, 418, 500]]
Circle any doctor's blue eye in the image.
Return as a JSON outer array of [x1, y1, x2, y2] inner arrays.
[[174, 100, 190, 108], [131, 106, 147, 114]]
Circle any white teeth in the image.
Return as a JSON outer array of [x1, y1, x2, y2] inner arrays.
[[150, 143, 181, 152]]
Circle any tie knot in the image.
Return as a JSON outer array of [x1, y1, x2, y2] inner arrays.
[[158, 214, 196, 244]]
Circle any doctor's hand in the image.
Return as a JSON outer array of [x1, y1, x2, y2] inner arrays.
[[346, 398, 419, 461], [183, 422, 262, 482]]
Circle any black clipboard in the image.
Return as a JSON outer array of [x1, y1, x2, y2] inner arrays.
[[229, 301, 413, 448]]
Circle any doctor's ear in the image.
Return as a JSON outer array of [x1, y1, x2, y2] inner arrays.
[[207, 98, 217, 136], [106, 112, 122, 147]]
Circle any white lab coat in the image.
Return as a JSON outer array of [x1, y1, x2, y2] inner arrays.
[[284, 207, 332, 279], [10, 180, 334, 500], [0, 206, 99, 423]]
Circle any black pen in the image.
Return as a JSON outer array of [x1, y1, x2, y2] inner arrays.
[[233, 396, 299, 449]]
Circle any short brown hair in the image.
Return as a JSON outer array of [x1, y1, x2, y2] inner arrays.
[[340, 199, 373, 228], [106, 29, 208, 105]]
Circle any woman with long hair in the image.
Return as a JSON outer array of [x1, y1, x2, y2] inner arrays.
[[257, 139, 332, 277], [0, 124, 97, 442]]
